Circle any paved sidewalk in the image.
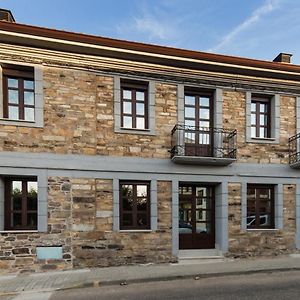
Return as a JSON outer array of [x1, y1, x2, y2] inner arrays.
[[1, 255, 300, 295]]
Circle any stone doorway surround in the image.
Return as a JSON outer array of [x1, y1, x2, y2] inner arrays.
[[172, 180, 228, 257]]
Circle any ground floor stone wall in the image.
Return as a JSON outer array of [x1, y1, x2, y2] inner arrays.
[[228, 183, 297, 257], [0, 177, 173, 274]]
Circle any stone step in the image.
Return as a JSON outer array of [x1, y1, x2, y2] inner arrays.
[[177, 249, 225, 265], [178, 249, 222, 259]]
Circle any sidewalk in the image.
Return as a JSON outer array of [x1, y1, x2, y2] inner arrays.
[[1, 255, 300, 295]]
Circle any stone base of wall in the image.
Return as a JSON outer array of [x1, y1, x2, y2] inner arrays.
[[0, 177, 174, 274]]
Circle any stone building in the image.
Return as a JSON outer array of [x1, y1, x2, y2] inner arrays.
[[0, 9, 300, 273]]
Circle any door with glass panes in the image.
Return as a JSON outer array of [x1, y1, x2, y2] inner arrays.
[[179, 185, 215, 249], [184, 92, 213, 157]]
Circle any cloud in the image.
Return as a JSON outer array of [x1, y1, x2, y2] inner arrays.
[[133, 14, 174, 40], [208, 0, 282, 53], [115, 2, 185, 44]]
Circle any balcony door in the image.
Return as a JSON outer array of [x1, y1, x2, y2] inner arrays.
[[179, 184, 215, 249], [184, 91, 213, 157]]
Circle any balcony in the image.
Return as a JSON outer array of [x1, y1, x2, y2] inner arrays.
[[171, 124, 237, 165], [289, 133, 300, 168]]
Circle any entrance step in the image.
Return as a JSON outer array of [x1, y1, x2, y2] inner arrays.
[[178, 249, 225, 265]]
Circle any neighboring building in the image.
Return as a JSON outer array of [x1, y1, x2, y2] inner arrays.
[[0, 9, 300, 273]]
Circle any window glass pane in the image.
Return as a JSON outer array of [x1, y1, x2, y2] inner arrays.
[[27, 181, 38, 211], [251, 102, 256, 112], [123, 90, 132, 100], [12, 181, 22, 211], [122, 213, 133, 227], [247, 188, 256, 199], [24, 108, 35, 122], [136, 91, 145, 101], [260, 115, 266, 126], [27, 213, 37, 227], [8, 90, 19, 104], [185, 107, 195, 118], [259, 212, 271, 226], [8, 78, 18, 88], [199, 121, 210, 129], [199, 133, 210, 144], [199, 108, 209, 120], [137, 185, 147, 197], [123, 116, 132, 128], [24, 80, 34, 90], [136, 117, 145, 129], [196, 187, 207, 197], [260, 103, 267, 113], [251, 127, 256, 138], [136, 103, 145, 115], [13, 213, 22, 227], [122, 185, 133, 198], [185, 119, 195, 127], [200, 97, 210, 107], [122, 197, 133, 211], [123, 101, 131, 114], [259, 127, 265, 138], [8, 106, 19, 120], [179, 186, 192, 195], [24, 92, 34, 105], [251, 113, 256, 125], [185, 96, 195, 106], [137, 213, 147, 226], [137, 198, 147, 211], [196, 222, 211, 234], [185, 132, 195, 143]]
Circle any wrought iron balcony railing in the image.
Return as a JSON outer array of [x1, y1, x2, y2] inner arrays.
[[289, 133, 300, 167], [171, 124, 237, 163]]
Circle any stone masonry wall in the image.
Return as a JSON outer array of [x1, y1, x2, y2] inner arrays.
[[0, 177, 173, 274], [228, 183, 297, 257], [0, 67, 177, 159], [223, 91, 296, 164]]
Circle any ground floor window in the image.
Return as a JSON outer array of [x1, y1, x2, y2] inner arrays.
[[247, 184, 274, 229], [4, 177, 38, 230], [119, 181, 150, 230]]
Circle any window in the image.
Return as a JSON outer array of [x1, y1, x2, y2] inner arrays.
[[4, 177, 38, 230], [251, 96, 270, 138], [121, 80, 148, 130], [119, 181, 150, 230], [247, 185, 274, 229], [3, 67, 35, 122]]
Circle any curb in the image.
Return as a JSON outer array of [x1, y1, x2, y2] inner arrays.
[[59, 267, 300, 292]]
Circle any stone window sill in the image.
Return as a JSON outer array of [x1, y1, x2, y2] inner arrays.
[[0, 118, 42, 128], [119, 230, 153, 233], [115, 127, 156, 136], [246, 228, 279, 232], [246, 137, 278, 144], [0, 230, 39, 234]]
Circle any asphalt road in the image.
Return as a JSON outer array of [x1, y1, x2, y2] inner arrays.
[[48, 270, 300, 300]]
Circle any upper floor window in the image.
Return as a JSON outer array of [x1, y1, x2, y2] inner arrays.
[[121, 80, 148, 130], [247, 184, 274, 229], [251, 97, 270, 138], [3, 67, 35, 122], [119, 181, 150, 230], [4, 177, 38, 231]]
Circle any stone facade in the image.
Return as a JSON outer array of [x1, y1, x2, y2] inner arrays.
[[0, 19, 300, 274]]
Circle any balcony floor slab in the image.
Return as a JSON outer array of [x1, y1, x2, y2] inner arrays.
[[171, 155, 236, 166]]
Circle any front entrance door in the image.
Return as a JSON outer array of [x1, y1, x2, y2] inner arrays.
[[179, 184, 215, 249], [184, 92, 213, 157]]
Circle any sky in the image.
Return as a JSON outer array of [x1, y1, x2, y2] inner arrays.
[[1, 0, 300, 64]]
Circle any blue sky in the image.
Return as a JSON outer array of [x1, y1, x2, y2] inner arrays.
[[1, 0, 300, 64]]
